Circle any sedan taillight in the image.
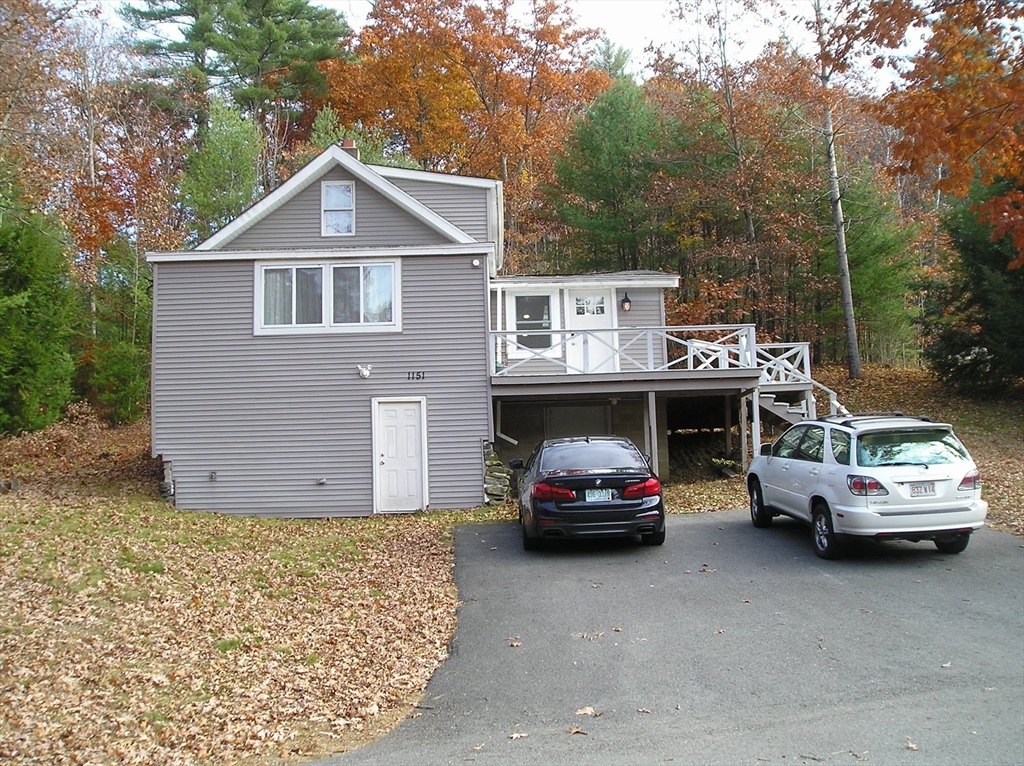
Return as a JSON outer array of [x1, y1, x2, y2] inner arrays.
[[847, 475, 888, 496], [532, 482, 576, 502], [958, 469, 981, 491], [622, 478, 661, 499]]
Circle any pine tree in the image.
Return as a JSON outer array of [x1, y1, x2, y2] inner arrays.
[[0, 211, 75, 434]]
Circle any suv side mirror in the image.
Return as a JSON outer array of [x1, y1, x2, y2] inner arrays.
[[760, 443, 773, 456], [509, 459, 524, 470]]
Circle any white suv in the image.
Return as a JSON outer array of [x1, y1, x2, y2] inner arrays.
[[746, 413, 987, 558]]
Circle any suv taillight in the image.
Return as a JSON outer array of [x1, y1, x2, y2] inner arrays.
[[958, 469, 981, 491], [532, 482, 576, 502], [847, 475, 888, 496], [622, 478, 661, 499]]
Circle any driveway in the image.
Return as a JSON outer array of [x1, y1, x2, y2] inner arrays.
[[315, 511, 1024, 766]]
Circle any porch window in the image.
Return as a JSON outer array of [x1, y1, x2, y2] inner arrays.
[[575, 296, 605, 315], [257, 260, 400, 334], [516, 295, 552, 349], [322, 181, 354, 236]]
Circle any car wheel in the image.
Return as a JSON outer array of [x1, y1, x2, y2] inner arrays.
[[812, 503, 842, 560], [934, 533, 970, 554], [641, 527, 666, 546], [749, 479, 772, 528], [521, 513, 540, 551]]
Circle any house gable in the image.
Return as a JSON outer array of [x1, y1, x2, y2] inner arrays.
[[224, 166, 452, 251], [195, 144, 477, 252]]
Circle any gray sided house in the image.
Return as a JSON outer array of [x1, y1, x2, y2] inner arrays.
[[150, 144, 843, 517], [149, 144, 502, 516]]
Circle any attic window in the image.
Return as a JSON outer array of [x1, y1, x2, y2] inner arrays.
[[322, 181, 354, 236]]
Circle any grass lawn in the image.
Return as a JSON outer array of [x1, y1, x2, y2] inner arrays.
[[1, 367, 1020, 764]]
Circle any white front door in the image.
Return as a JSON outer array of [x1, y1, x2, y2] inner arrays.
[[373, 398, 427, 513], [566, 290, 617, 373]]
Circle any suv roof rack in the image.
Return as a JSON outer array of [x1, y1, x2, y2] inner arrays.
[[819, 412, 934, 428]]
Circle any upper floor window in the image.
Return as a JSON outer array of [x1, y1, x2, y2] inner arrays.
[[503, 292, 563, 360], [516, 294, 552, 349], [256, 260, 400, 334], [322, 181, 354, 236]]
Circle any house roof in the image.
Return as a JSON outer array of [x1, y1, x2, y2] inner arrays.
[[492, 271, 679, 289], [147, 242, 495, 263], [194, 145, 480, 252]]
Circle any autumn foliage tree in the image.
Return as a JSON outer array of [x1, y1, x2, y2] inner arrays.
[[0, 0, 72, 214], [879, 0, 1024, 269], [319, 0, 607, 271]]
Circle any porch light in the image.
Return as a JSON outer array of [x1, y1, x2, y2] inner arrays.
[[620, 292, 631, 312]]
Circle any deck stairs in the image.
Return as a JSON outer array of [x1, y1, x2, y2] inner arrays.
[[758, 392, 809, 426]]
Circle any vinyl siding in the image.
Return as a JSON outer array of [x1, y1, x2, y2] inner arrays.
[[616, 288, 668, 370], [226, 168, 450, 251], [151, 254, 491, 516], [385, 178, 491, 242]]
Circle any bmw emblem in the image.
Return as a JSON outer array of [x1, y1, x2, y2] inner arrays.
[[595, 479, 602, 486]]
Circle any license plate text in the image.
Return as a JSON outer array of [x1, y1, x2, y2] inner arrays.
[[910, 482, 935, 497]]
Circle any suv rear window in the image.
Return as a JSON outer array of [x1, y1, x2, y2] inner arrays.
[[856, 429, 970, 467]]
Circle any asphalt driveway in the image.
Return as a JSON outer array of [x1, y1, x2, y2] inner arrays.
[[316, 510, 1024, 766]]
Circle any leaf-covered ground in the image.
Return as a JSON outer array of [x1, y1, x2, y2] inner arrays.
[[0, 368, 1019, 764]]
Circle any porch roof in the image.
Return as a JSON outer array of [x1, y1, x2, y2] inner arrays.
[[491, 270, 679, 289]]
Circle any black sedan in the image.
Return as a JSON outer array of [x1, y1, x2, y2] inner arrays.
[[509, 436, 666, 550]]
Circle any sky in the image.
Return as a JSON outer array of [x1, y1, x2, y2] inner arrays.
[[322, 0, 910, 90], [331, 0, 686, 54], [324, 0, 741, 77]]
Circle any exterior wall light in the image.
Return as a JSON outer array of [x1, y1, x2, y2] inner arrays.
[[620, 292, 632, 312], [357, 364, 372, 378]]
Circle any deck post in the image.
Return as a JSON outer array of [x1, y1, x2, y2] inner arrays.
[[646, 391, 659, 474], [740, 395, 748, 469], [724, 395, 733, 457], [751, 388, 762, 459]]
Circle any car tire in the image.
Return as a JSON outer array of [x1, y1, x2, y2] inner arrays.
[[812, 503, 842, 560], [934, 533, 970, 554], [641, 527, 666, 546], [749, 479, 772, 528], [521, 514, 540, 551]]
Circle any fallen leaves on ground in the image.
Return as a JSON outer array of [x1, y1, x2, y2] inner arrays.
[[0, 493, 459, 765], [0, 368, 1019, 765]]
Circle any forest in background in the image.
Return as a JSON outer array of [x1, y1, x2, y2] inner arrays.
[[0, 0, 1021, 434]]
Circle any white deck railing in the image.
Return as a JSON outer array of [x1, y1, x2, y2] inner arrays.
[[489, 324, 816, 380]]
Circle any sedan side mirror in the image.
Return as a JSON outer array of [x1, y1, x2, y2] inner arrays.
[[509, 459, 524, 470], [760, 443, 773, 456]]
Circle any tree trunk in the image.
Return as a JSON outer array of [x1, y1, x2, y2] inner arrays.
[[821, 101, 861, 379], [815, 0, 861, 380]]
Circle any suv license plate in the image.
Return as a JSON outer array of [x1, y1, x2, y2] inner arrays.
[[910, 482, 936, 497], [585, 489, 613, 502]]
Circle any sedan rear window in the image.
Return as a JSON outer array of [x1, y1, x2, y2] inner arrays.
[[539, 443, 647, 472], [856, 429, 970, 467]]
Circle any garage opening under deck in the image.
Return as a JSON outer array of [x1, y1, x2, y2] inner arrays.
[[487, 324, 846, 479]]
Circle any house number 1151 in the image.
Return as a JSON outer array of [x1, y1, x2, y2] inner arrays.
[[407, 371, 426, 380]]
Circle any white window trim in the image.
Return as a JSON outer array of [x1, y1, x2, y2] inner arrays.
[[321, 180, 355, 237], [254, 259, 402, 335], [504, 289, 562, 359]]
